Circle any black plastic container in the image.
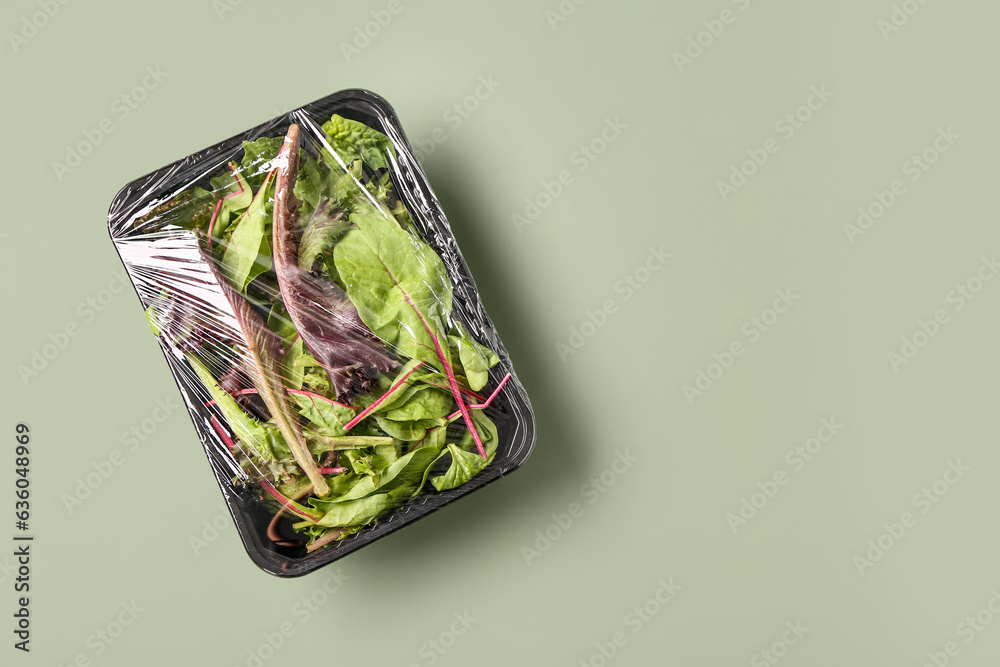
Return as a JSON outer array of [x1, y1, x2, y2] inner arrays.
[[108, 89, 535, 577]]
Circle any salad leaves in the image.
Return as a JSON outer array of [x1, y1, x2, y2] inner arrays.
[[147, 114, 506, 551]]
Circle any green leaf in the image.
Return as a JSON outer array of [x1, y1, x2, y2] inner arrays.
[[264, 425, 291, 461], [145, 305, 161, 336], [266, 303, 297, 347], [305, 433, 393, 457], [353, 360, 423, 415], [290, 392, 355, 436], [389, 198, 417, 235], [240, 136, 284, 192], [342, 449, 375, 476], [449, 322, 500, 392], [460, 411, 499, 459], [209, 165, 253, 239], [416, 421, 450, 451], [311, 444, 444, 516], [383, 386, 452, 422], [298, 202, 350, 272], [329, 159, 364, 205], [371, 444, 399, 470], [430, 411, 498, 491], [185, 354, 272, 461], [374, 415, 429, 442], [281, 336, 305, 390], [309, 483, 415, 528], [293, 155, 324, 218], [321, 114, 396, 170], [302, 370, 332, 396], [293, 353, 320, 368], [431, 443, 490, 492], [135, 187, 214, 231], [333, 212, 453, 372], [221, 169, 275, 293], [202, 246, 329, 495]]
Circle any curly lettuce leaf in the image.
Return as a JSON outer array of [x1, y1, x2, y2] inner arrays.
[[321, 114, 396, 170]]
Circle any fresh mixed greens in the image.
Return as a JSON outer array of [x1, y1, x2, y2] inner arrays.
[[144, 115, 506, 552]]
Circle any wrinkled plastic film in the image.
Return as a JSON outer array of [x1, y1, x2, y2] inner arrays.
[[108, 90, 535, 576]]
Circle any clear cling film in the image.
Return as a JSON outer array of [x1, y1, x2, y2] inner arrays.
[[107, 90, 535, 577]]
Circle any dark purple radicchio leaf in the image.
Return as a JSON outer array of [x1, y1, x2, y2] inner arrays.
[[272, 124, 398, 401]]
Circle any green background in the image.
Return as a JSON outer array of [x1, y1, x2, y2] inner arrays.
[[3, 0, 999, 665]]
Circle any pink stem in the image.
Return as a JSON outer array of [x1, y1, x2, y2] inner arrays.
[[228, 167, 276, 235], [210, 414, 236, 451], [258, 480, 320, 521], [420, 378, 487, 403], [343, 364, 422, 431], [223, 162, 244, 200], [475, 373, 511, 409], [206, 164, 245, 250], [396, 289, 485, 457], [286, 388, 357, 410], [206, 387, 356, 410], [318, 467, 347, 475], [211, 416, 319, 519], [447, 372, 511, 420], [207, 199, 223, 250]]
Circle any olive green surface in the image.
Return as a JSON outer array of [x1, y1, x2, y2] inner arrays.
[[2, 1, 999, 665]]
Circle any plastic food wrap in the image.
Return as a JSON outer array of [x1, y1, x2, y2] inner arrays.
[[107, 90, 535, 577]]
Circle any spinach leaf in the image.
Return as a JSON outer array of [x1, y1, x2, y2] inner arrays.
[[334, 212, 452, 369], [289, 391, 355, 435], [431, 412, 498, 490], [334, 207, 489, 455], [383, 386, 452, 422], [371, 443, 399, 470], [311, 443, 444, 512], [449, 322, 500, 392], [461, 411, 499, 459], [220, 169, 274, 293], [431, 444, 490, 492], [308, 483, 414, 528], [374, 414, 430, 442]]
